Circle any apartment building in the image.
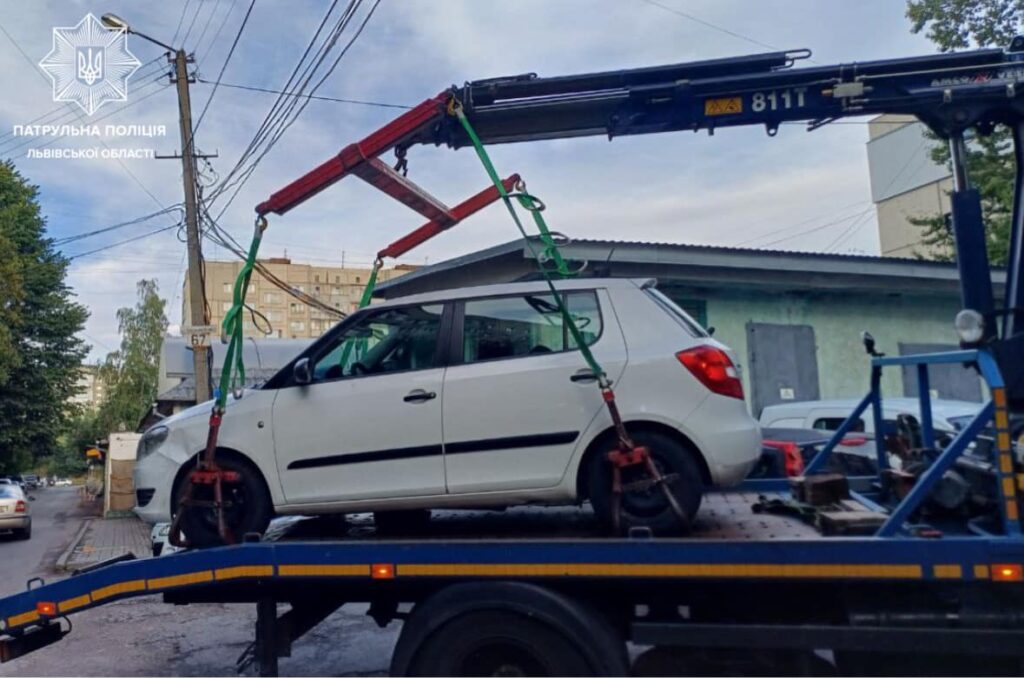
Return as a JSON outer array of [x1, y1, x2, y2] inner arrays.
[[183, 258, 416, 339], [866, 114, 952, 258], [70, 365, 106, 410]]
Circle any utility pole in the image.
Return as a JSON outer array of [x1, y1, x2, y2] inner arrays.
[[172, 49, 212, 404], [102, 14, 217, 403]]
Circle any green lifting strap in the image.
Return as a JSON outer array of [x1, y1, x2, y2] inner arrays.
[[216, 217, 268, 410], [452, 104, 607, 382], [338, 259, 382, 368]]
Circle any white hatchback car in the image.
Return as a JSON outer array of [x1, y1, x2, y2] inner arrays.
[[135, 278, 760, 545]]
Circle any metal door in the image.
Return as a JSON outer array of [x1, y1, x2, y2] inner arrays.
[[898, 342, 982, 402], [746, 322, 820, 417]]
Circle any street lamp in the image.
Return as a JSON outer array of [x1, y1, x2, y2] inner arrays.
[[100, 12, 212, 404], [100, 13, 175, 52]]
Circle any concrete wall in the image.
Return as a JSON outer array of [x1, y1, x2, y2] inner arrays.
[[676, 288, 960, 406]]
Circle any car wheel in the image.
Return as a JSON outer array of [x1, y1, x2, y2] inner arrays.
[[374, 509, 432, 535], [175, 456, 271, 548], [587, 430, 703, 535], [15, 524, 31, 540]]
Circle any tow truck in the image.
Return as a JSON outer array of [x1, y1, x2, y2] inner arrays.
[[4, 40, 1024, 676]]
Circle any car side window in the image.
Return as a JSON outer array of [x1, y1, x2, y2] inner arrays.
[[312, 303, 444, 382], [812, 416, 866, 432], [462, 291, 601, 364]]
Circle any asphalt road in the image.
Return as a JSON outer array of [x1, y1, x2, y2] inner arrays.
[[0, 486, 90, 598], [0, 487, 398, 676]]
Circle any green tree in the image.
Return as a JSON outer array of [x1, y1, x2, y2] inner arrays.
[[905, 0, 1024, 263], [0, 230, 23, 387], [0, 161, 88, 475], [94, 279, 168, 433]]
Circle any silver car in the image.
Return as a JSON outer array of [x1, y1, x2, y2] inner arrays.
[[0, 484, 31, 539]]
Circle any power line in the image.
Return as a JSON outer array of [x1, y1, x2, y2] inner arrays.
[[171, 0, 194, 46], [190, 0, 223, 54], [637, 0, 783, 53], [53, 205, 185, 246], [194, 0, 258, 133], [67, 223, 183, 260], [197, 0, 239, 59], [197, 79, 411, 109]]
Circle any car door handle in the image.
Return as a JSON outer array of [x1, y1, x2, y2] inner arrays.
[[403, 389, 437, 403], [570, 369, 598, 383]]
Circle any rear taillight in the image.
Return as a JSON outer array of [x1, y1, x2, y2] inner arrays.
[[15, 500, 26, 513], [676, 346, 744, 400]]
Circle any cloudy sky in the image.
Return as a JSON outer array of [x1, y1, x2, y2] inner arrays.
[[0, 0, 937, 360]]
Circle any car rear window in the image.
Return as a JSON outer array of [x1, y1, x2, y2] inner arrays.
[[0, 485, 22, 498], [644, 287, 708, 337]]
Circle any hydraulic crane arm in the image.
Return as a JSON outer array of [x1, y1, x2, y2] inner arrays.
[[257, 41, 1024, 408]]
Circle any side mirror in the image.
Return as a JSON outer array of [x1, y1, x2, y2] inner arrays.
[[293, 357, 313, 385], [706, 326, 716, 336]]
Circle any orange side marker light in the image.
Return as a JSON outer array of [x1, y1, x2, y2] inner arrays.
[[372, 563, 395, 579], [992, 564, 1023, 582], [36, 601, 57, 616]]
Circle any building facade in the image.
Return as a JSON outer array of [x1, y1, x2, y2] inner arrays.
[[69, 365, 106, 410], [183, 258, 415, 340], [867, 114, 952, 258], [376, 239, 1005, 416]]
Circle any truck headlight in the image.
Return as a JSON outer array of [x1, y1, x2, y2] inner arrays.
[[137, 425, 169, 461], [954, 309, 985, 344]]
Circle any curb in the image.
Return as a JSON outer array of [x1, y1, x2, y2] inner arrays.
[[56, 518, 93, 572]]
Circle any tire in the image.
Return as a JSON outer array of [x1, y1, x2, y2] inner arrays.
[[393, 582, 627, 677], [587, 429, 703, 535], [175, 455, 271, 548], [374, 509, 431, 535], [15, 523, 30, 540]]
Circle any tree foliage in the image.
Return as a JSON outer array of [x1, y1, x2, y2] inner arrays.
[[58, 280, 167, 472], [905, 0, 1023, 263], [0, 161, 87, 475], [95, 279, 168, 432]]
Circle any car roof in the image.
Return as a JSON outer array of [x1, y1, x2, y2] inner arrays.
[[760, 397, 984, 420], [377, 277, 653, 308]]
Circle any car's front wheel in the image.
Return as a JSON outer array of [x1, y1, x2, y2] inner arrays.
[[174, 455, 272, 548], [587, 430, 704, 535]]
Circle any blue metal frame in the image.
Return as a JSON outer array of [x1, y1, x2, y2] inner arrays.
[[795, 348, 1019, 538]]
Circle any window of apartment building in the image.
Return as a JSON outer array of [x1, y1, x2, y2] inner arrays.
[[290, 320, 305, 332], [315, 274, 320, 283], [355, 276, 361, 284], [263, 292, 282, 305], [222, 301, 233, 313], [314, 285, 320, 295], [267, 310, 284, 322], [332, 286, 341, 295], [290, 302, 300, 313], [334, 275, 340, 283], [222, 282, 232, 295]]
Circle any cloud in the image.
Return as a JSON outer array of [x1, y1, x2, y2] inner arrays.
[[0, 1, 936, 360]]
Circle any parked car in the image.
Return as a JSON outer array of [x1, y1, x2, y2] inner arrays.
[[759, 397, 986, 471], [23, 474, 40, 490], [54, 478, 72, 487], [0, 484, 31, 539], [135, 278, 761, 545]]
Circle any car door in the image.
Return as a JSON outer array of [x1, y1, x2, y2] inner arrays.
[[442, 289, 627, 494], [272, 302, 448, 505]]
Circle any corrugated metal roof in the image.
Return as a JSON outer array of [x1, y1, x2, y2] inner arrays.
[[375, 237, 1004, 298]]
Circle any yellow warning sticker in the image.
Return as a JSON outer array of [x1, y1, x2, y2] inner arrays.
[[704, 97, 743, 116]]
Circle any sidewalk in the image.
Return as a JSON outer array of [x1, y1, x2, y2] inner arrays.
[[57, 515, 152, 572]]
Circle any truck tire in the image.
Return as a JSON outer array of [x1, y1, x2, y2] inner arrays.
[[391, 582, 628, 677], [175, 456, 271, 548], [588, 429, 703, 535]]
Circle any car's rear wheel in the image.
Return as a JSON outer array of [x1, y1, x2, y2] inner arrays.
[[175, 455, 271, 548], [14, 523, 30, 540], [587, 429, 703, 535]]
